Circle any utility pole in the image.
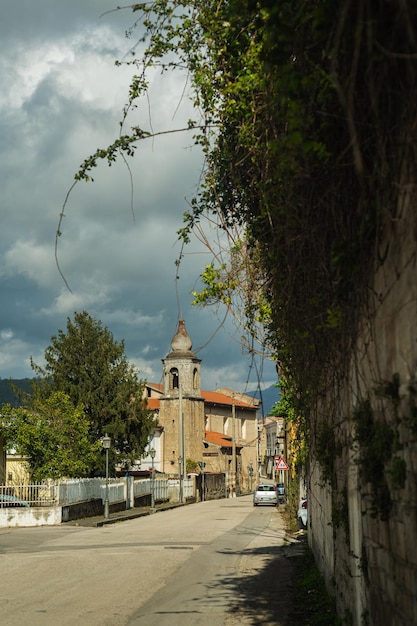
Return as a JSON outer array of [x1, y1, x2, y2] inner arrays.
[[232, 394, 236, 497], [179, 383, 185, 503]]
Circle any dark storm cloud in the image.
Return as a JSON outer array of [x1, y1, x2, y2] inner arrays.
[[0, 0, 277, 392]]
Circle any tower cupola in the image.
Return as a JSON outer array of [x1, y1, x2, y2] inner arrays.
[[162, 319, 201, 398], [170, 319, 193, 353]]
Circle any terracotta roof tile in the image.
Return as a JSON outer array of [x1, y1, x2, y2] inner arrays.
[[204, 430, 243, 449], [145, 386, 257, 411], [201, 390, 255, 409]]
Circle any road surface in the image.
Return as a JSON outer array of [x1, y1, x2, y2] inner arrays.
[[0, 495, 299, 625]]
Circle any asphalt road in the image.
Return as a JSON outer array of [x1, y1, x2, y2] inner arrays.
[[0, 496, 300, 625]]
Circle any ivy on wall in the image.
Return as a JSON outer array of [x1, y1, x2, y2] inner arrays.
[[62, 2, 417, 493], [352, 374, 409, 521]]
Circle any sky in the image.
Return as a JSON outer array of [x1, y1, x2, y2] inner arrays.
[[0, 1, 277, 398]]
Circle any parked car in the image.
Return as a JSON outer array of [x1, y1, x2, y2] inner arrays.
[[276, 482, 285, 495], [0, 494, 29, 508], [297, 497, 308, 528], [276, 482, 285, 502], [253, 484, 278, 507]]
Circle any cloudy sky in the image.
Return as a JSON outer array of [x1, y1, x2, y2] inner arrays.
[[0, 1, 277, 398]]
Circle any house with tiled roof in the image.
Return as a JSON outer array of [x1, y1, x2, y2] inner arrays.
[[142, 320, 259, 493]]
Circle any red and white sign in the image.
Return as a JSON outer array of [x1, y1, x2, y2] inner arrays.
[[275, 458, 289, 470]]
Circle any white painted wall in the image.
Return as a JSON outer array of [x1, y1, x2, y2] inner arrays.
[[0, 506, 62, 528]]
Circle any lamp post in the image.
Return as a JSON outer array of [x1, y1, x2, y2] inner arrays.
[[150, 448, 156, 508], [102, 434, 111, 519], [248, 461, 254, 492], [178, 455, 183, 503], [199, 462, 206, 502], [231, 394, 236, 497]]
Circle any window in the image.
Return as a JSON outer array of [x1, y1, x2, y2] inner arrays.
[[170, 368, 179, 389], [193, 367, 199, 389]]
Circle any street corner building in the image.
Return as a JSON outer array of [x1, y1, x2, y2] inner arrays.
[[143, 319, 260, 494]]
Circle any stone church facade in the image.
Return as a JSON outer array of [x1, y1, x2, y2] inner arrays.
[[144, 320, 259, 492]]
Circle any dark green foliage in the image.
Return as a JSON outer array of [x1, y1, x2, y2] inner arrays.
[[353, 398, 393, 520], [332, 484, 350, 544], [389, 456, 406, 491], [315, 420, 340, 488], [288, 546, 342, 625], [360, 542, 370, 586], [67, 1, 417, 482], [1, 394, 102, 481], [29, 311, 155, 472], [406, 383, 417, 435], [0, 378, 32, 407], [284, 476, 302, 532]]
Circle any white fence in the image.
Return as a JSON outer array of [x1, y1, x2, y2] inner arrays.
[[1, 477, 195, 508], [0, 483, 56, 507], [133, 478, 169, 502]]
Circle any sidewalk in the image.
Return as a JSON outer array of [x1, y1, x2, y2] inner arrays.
[[63, 501, 187, 527], [64, 493, 254, 528]]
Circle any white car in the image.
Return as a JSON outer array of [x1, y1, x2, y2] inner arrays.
[[253, 484, 278, 506], [297, 497, 308, 528]]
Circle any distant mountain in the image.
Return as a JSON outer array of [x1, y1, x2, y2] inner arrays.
[[0, 378, 280, 415], [247, 384, 281, 417], [0, 378, 33, 408]]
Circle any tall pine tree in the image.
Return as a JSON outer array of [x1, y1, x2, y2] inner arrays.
[[30, 311, 155, 472]]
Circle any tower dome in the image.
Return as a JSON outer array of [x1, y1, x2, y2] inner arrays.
[[163, 319, 201, 398], [170, 319, 193, 353]]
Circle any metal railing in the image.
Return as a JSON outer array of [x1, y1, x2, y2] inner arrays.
[[0, 483, 57, 507], [57, 478, 125, 506], [0, 476, 195, 508], [133, 477, 169, 502]]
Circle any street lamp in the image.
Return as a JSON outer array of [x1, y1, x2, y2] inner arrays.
[[102, 434, 111, 519], [248, 461, 254, 492], [150, 448, 156, 508], [199, 462, 206, 502], [178, 455, 183, 503]]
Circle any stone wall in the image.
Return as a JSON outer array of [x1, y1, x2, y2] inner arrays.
[[309, 177, 417, 624], [196, 472, 226, 501], [159, 396, 205, 474]]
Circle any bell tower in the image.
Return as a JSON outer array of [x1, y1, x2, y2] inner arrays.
[[163, 319, 201, 398], [160, 320, 205, 475]]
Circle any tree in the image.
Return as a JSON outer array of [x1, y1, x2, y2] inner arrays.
[[60, 2, 417, 464], [62, 1, 417, 397], [30, 311, 155, 471], [1, 394, 102, 481]]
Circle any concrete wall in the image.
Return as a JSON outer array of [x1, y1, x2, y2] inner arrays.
[[309, 173, 417, 624], [0, 506, 62, 528]]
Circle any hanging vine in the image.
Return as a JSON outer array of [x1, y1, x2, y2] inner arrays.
[[59, 1, 417, 443]]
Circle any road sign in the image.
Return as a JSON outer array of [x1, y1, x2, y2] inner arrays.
[[275, 458, 289, 470]]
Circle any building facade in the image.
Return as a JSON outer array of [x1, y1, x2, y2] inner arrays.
[[142, 320, 259, 493]]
